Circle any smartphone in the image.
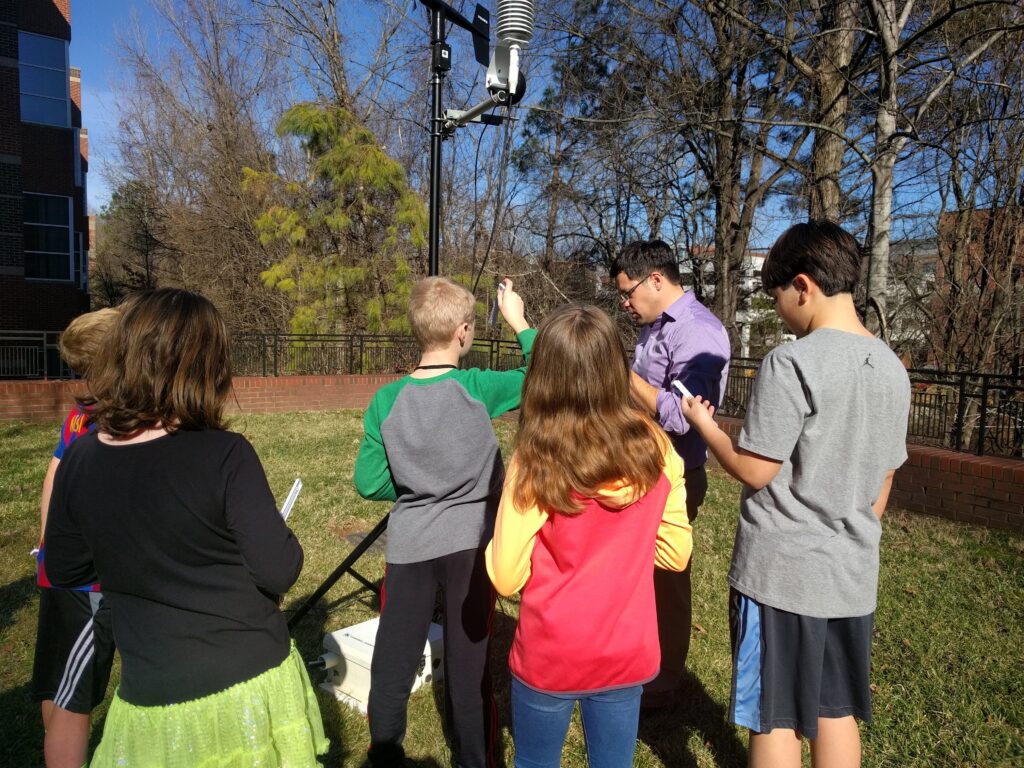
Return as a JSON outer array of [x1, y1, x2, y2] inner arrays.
[[671, 380, 695, 400]]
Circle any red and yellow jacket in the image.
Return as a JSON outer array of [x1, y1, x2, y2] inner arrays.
[[485, 434, 691, 694]]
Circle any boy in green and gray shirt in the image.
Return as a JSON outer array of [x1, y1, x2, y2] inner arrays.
[[355, 276, 533, 768]]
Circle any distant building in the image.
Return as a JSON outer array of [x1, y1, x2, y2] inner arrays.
[[0, 0, 90, 333]]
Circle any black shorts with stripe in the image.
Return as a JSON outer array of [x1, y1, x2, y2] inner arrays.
[[32, 588, 115, 714], [728, 588, 873, 740]]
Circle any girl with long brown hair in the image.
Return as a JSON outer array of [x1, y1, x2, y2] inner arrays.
[[485, 304, 692, 767], [43, 288, 328, 767]]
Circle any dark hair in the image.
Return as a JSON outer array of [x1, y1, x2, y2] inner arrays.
[[761, 220, 863, 296], [86, 288, 232, 436], [609, 240, 681, 284]]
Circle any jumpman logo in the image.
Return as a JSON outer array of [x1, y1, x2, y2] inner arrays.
[[863, 354, 874, 368]]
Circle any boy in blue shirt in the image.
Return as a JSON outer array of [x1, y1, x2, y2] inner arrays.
[[33, 308, 119, 768], [682, 221, 911, 767]]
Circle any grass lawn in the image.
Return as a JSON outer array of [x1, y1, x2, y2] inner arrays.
[[2, 411, 1023, 767]]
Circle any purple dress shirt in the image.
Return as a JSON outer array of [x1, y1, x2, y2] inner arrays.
[[632, 291, 731, 470]]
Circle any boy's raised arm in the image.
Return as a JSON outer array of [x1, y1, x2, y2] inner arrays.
[[471, 281, 536, 418]]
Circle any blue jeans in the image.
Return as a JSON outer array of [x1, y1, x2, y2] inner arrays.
[[510, 677, 642, 768]]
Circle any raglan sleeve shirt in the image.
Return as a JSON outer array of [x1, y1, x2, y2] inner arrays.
[[485, 458, 548, 596], [485, 439, 693, 595], [354, 392, 399, 502], [653, 437, 692, 572], [353, 328, 536, 502], [459, 328, 537, 417]]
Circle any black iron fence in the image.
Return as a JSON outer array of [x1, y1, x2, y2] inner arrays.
[[0, 331, 70, 379], [721, 359, 1024, 459], [5, 329, 1021, 459], [230, 333, 527, 377]]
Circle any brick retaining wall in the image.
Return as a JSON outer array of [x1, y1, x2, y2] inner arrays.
[[2, 377, 1021, 532], [0, 375, 403, 424], [713, 415, 1023, 533]]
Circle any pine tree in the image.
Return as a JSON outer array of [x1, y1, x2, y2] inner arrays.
[[247, 103, 427, 334]]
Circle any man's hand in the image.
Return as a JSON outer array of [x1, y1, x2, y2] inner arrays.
[[498, 279, 529, 334]]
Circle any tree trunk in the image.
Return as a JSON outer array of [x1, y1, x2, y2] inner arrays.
[[809, 0, 856, 221]]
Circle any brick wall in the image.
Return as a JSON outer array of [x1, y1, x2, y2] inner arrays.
[[0, 375, 403, 424], [890, 446, 1023, 531], [0, 275, 89, 329], [228, 375, 401, 413], [69, 66, 80, 128], [0, 66, 19, 156], [17, 0, 70, 39], [711, 415, 1022, 532], [1, 378, 1020, 532]]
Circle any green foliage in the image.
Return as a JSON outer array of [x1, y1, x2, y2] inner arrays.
[[746, 294, 790, 357], [245, 104, 428, 334]]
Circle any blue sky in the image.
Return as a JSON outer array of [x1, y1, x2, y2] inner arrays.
[[63, 2, 919, 246], [68, 1, 390, 214], [70, 0, 159, 212]]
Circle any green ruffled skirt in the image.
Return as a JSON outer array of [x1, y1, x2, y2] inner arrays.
[[90, 643, 329, 767]]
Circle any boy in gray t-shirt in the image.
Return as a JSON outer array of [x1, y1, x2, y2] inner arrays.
[[682, 221, 910, 768]]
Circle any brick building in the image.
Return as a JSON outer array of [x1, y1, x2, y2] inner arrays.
[[0, 0, 89, 335]]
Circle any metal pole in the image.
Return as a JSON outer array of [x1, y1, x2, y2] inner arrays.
[[428, 8, 446, 277], [978, 374, 989, 457], [954, 373, 967, 452]]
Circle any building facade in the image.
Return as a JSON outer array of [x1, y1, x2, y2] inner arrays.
[[0, 0, 89, 333]]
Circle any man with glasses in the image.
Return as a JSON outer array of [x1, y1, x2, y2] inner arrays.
[[611, 239, 730, 708]]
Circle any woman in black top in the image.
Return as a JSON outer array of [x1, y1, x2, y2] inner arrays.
[[44, 288, 328, 767]]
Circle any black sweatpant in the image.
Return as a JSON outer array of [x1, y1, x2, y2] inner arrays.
[[368, 547, 495, 768], [653, 464, 708, 677]]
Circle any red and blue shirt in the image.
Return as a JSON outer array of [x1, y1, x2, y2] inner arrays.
[[38, 405, 100, 591]]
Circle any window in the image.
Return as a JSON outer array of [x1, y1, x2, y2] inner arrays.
[[24, 193, 73, 281], [75, 231, 89, 290], [19, 32, 69, 127], [74, 128, 82, 186]]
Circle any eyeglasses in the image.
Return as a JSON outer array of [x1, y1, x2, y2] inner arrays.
[[619, 276, 649, 303]]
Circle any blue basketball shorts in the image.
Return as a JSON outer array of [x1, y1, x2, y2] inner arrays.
[[729, 588, 874, 739]]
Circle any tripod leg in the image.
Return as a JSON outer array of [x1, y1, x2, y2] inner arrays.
[[288, 513, 390, 629]]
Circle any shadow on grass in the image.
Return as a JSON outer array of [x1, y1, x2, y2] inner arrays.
[[637, 670, 747, 768], [286, 587, 371, 768], [1, 681, 43, 765], [0, 574, 36, 635]]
